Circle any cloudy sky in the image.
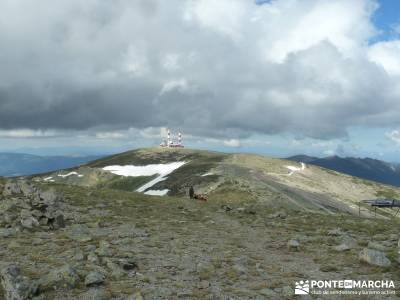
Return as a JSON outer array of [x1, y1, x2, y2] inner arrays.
[[1, 0, 400, 161]]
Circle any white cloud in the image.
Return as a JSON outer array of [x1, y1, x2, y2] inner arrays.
[[0, 129, 59, 138], [223, 139, 241, 147], [159, 79, 189, 95], [0, 0, 399, 144], [95, 132, 125, 139], [368, 40, 400, 75], [386, 130, 400, 145]]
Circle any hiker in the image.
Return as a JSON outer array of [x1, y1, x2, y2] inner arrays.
[[189, 186, 194, 199]]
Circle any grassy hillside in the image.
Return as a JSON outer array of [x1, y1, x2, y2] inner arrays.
[[32, 147, 400, 218]]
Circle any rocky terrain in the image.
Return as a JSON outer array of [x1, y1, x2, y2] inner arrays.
[[1, 148, 400, 299]]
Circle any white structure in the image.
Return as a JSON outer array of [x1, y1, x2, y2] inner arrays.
[[160, 129, 184, 148]]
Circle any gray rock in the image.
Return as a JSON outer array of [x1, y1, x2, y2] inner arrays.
[[95, 240, 113, 257], [77, 288, 111, 300], [259, 288, 278, 296], [38, 265, 80, 292], [287, 239, 300, 251], [359, 248, 391, 267], [334, 235, 356, 252], [21, 216, 39, 229], [85, 271, 105, 286], [0, 228, 17, 238], [69, 224, 92, 242], [35, 189, 61, 205], [327, 228, 344, 236], [18, 181, 35, 197], [118, 258, 138, 271], [87, 253, 99, 264], [268, 211, 287, 219], [49, 214, 65, 230], [105, 259, 125, 280], [3, 181, 21, 196], [0, 264, 38, 300]]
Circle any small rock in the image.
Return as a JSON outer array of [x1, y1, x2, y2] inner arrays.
[[0, 228, 17, 238], [287, 239, 300, 251], [95, 240, 113, 257], [198, 280, 210, 289], [21, 216, 39, 229], [38, 265, 80, 291], [105, 260, 125, 280], [327, 228, 344, 236], [268, 211, 287, 219], [87, 253, 100, 264], [85, 271, 105, 286], [69, 224, 92, 242], [221, 205, 232, 212], [333, 243, 352, 252], [118, 259, 138, 271], [259, 288, 278, 297], [0, 264, 38, 300], [359, 248, 391, 267]]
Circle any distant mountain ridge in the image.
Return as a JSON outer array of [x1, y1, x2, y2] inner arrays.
[[0, 153, 103, 176], [287, 155, 400, 187]]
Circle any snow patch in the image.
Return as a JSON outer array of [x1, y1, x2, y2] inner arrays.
[[103, 161, 186, 193], [43, 176, 53, 181], [144, 189, 169, 196], [57, 172, 83, 178], [286, 162, 306, 176], [202, 172, 214, 177]]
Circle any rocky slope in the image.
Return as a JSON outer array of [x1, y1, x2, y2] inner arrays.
[[1, 148, 400, 299]]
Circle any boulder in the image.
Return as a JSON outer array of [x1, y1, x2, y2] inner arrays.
[[21, 216, 39, 230], [85, 271, 105, 286], [0, 264, 38, 300], [17, 181, 36, 197], [359, 248, 391, 267], [38, 265, 80, 292], [287, 239, 300, 251], [3, 181, 21, 196]]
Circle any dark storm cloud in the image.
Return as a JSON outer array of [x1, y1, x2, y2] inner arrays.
[[0, 0, 399, 139]]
